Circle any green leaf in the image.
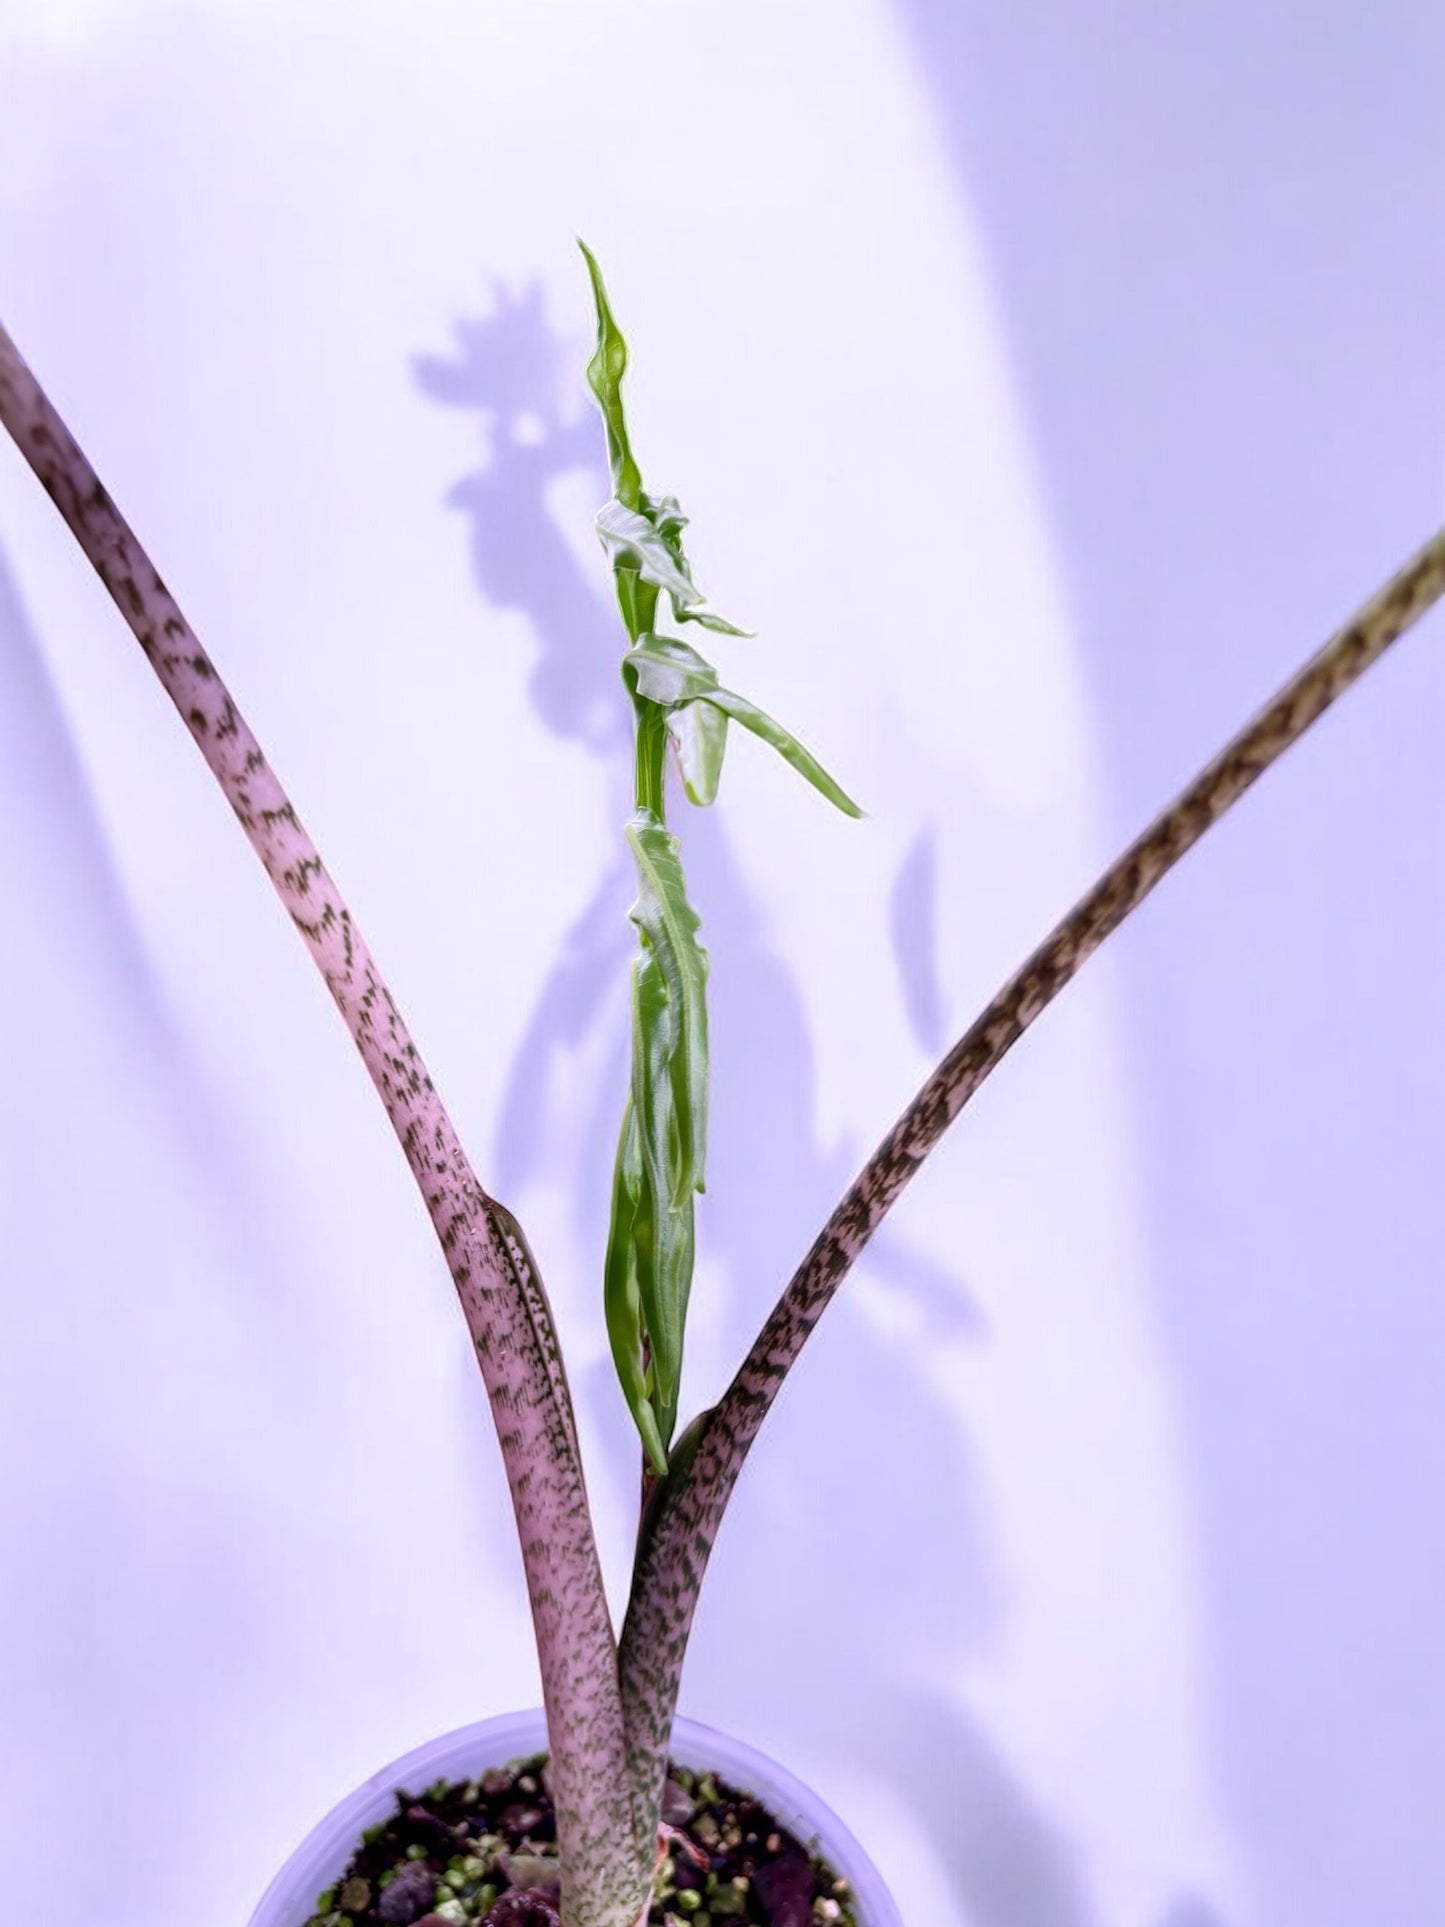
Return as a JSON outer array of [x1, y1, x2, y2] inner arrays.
[[621, 638, 856, 814], [629, 947, 677, 1226], [597, 500, 699, 612], [597, 495, 749, 637], [602, 1100, 669, 1475], [582, 244, 859, 1484], [621, 634, 719, 706], [625, 808, 710, 1202], [643, 491, 688, 546], [630, 1161, 694, 1453], [615, 563, 660, 648], [635, 494, 698, 607], [620, 636, 727, 807], [580, 247, 749, 641], [610, 809, 710, 1462], [667, 699, 729, 806], [578, 240, 642, 510], [676, 606, 752, 636], [622, 956, 692, 1453], [699, 686, 863, 817], [642, 492, 752, 635]]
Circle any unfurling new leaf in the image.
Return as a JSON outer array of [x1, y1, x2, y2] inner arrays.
[[626, 809, 708, 1203], [622, 635, 864, 818], [580, 239, 641, 512], [583, 242, 859, 1470]]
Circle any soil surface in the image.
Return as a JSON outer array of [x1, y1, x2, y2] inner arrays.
[[298, 1753, 859, 1927]]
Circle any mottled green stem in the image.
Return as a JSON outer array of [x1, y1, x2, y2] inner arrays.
[[619, 523, 1445, 1802], [0, 321, 652, 1927]]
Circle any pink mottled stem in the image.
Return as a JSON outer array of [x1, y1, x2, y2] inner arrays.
[[0, 323, 652, 1927]]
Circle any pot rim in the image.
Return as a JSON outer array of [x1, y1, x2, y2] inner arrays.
[[247, 1707, 900, 1927]]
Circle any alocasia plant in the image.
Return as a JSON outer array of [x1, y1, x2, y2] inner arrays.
[[580, 243, 861, 1476], [1, 251, 1442, 1927]]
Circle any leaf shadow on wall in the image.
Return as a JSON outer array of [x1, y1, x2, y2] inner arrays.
[[413, 282, 1103, 1927]]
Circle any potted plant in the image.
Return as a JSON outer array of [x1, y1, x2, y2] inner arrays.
[[1, 246, 1441, 1927]]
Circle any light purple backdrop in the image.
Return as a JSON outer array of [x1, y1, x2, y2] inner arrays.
[[1, 7, 1441, 1927]]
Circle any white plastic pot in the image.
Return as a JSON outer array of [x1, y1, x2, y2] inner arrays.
[[248, 1709, 901, 1927]]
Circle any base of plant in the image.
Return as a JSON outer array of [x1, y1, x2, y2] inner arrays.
[[296, 1753, 857, 1927], [248, 1713, 898, 1927]]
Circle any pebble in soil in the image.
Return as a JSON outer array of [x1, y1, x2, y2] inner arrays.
[[298, 1756, 859, 1927]]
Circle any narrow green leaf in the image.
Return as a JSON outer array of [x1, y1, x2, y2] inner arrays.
[[637, 493, 698, 605], [615, 562, 659, 647], [598, 500, 699, 612], [628, 947, 676, 1227], [631, 1173, 694, 1452], [602, 1100, 668, 1475], [621, 633, 719, 707], [624, 916, 701, 1453], [579, 249, 749, 644], [621, 637, 727, 806], [700, 686, 864, 817], [676, 605, 752, 637], [642, 491, 753, 635], [581, 244, 857, 1484], [597, 494, 749, 636], [643, 491, 688, 545], [625, 807, 710, 1200], [578, 240, 642, 510], [667, 698, 729, 806]]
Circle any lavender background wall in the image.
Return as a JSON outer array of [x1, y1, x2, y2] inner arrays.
[[1, 7, 1441, 1926]]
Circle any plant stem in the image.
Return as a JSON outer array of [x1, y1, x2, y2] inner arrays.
[[0, 321, 651, 1927], [619, 521, 1445, 1799], [634, 697, 668, 820]]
